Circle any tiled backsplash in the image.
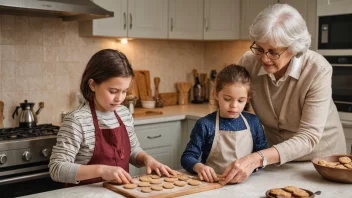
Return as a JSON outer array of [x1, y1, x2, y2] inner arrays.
[[0, 14, 250, 127]]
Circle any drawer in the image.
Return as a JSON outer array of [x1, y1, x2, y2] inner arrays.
[[135, 123, 175, 150], [342, 121, 352, 139]]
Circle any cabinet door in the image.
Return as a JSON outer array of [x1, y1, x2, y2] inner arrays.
[[168, 0, 203, 40], [79, 0, 128, 37], [137, 147, 174, 175], [128, 0, 168, 39], [317, 0, 352, 16], [279, 0, 317, 50], [342, 121, 352, 154], [240, 0, 277, 40], [204, 0, 240, 40]]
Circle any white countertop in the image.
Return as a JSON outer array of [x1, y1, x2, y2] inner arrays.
[[21, 162, 351, 198], [134, 104, 217, 126]]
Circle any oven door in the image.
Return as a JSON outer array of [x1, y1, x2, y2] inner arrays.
[[318, 14, 352, 50], [332, 64, 352, 113]]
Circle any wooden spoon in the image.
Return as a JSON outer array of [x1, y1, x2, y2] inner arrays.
[[154, 77, 160, 98]]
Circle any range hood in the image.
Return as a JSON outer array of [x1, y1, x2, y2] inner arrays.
[[0, 0, 114, 21]]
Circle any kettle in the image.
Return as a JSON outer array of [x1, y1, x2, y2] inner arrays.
[[12, 100, 44, 128]]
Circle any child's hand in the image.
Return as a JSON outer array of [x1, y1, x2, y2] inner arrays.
[[99, 165, 133, 184], [193, 163, 218, 183], [143, 155, 177, 177]]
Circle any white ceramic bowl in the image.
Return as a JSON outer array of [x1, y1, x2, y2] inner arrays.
[[141, 100, 156, 109]]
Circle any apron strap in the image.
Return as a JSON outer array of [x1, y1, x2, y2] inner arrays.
[[89, 102, 101, 133]]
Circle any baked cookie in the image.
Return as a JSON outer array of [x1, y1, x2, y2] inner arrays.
[[318, 160, 327, 165], [163, 183, 175, 189], [339, 157, 352, 164], [150, 179, 162, 184], [344, 163, 352, 169], [151, 185, 164, 191], [174, 181, 186, 187], [188, 179, 201, 186], [326, 164, 336, 168], [138, 182, 151, 187], [164, 177, 178, 182], [335, 164, 348, 169], [123, 184, 137, 189], [283, 186, 299, 193], [270, 188, 291, 197], [140, 187, 152, 193], [149, 174, 161, 179], [178, 175, 190, 181], [292, 189, 309, 197], [139, 176, 152, 182]]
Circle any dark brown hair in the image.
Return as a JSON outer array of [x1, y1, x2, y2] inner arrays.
[[80, 49, 134, 102], [215, 64, 252, 99]]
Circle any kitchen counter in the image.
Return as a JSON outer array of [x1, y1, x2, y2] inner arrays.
[[134, 104, 217, 125], [21, 162, 351, 198]]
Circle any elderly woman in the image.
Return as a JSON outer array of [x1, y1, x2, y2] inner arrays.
[[220, 4, 346, 185]]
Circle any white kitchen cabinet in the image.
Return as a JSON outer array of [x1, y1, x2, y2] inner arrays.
[[317, 0, 352, 16], [79, 0, 128, 37], [129, 121, 182, 176], [240, 0, 277, 40], [80, 0, 168, 39], [168, 0, 204, 40], [128, 0, 168, 39], [204, 0, 240, 40], [279, 0, 317, 50]]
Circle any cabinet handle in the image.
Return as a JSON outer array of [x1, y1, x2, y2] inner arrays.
[[147, 135, 161, 139], [130, 13, 132, 29], [170, 18, 173, 32], [123, 12, 126, 30], [204, 17, 208, 31]]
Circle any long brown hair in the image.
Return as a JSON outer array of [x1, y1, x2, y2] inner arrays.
[[80, 49, 134, 103], [215, 64, 252, 99]]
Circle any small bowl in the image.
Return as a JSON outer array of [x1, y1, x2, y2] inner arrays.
[[141, 100, 156, 109], [311, 154, 352, 183]]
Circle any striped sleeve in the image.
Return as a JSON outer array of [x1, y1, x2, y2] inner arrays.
[[49, 114, 83, 184]]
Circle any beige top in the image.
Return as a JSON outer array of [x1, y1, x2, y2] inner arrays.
[[205, 112, 253, 174], [238, 50, 346, 164]]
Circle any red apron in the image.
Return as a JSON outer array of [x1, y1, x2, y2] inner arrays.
[[67, 102, 131, 186]]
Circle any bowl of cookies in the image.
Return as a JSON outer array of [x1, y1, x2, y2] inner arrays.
[[311, 154, 352, 183], [266, 186, 314, 198]]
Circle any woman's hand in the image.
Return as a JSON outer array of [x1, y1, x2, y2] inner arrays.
[[220, 154, 261, 185], [193, 163, 218, 183], [143, 155, 177, 177], [99, 165, 133, 184]]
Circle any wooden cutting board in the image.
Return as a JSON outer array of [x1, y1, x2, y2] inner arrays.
[[159, 92, 177, 106], [134, 70, 152, 101], [133, 109, 163, 118], [103, 172, 223, 198]]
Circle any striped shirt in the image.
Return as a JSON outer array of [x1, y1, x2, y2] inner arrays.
[[49, 102, 144, 184]]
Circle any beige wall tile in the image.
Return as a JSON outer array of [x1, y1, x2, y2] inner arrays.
[[15, 16, 28, 31], [1, 15, 16, 31], [1, 45, 16, 61], [1, 30, 16, 44]]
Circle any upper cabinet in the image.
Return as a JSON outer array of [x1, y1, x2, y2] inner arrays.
[[79, 0, 128, 37], [128, 0, 168, 39], [204, 0, 240, 40], [317, 0, 352, 16], [168, 0, 204, 40], [79, 0, 168, 39], [240, 0, 277, 40]]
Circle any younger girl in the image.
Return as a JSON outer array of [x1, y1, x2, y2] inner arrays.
[[181, 64, 268, 184], [49, 49, 176, 185]]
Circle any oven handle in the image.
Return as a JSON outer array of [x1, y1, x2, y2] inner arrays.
[[0, 172, 50, 185]]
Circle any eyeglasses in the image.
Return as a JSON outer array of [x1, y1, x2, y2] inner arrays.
[[250, 41, 287, 60]]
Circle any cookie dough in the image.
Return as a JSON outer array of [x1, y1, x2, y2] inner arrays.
[[150, 179, 162, 184], [139, 176, 152, 182], [164, 177, 178, 182], [178, 175, 190, 181], [138, 182, 151, 187], [151, 185, 164, 191], [339, 157, 352, 164], [163, 183, 175, 189], [123, 184, 137, 189], [149, 175, 161, 179], [141, 187, 152, 193], [174, 181, 186, 187], [188, 179, 201, 186]]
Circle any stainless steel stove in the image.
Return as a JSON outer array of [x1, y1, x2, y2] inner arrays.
[[0, 124, 63, 197]]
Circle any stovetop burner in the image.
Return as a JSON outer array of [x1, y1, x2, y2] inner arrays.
[[0, 124, 59, 141]]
